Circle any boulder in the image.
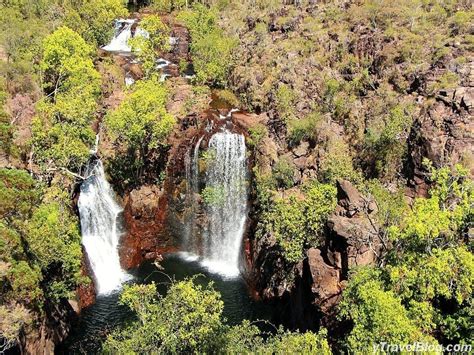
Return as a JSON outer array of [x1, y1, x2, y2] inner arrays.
[[326, 180, 380, 275], [306, 248, 341, 312], [336, 179, 366, 216], [293, 141, 310, 157], [120, 185, 173, 269]]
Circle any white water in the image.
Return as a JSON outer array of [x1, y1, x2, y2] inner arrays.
[[125, 73, 135, 87], [102, 19, 135, 52], [183, 130, 247, 278], [78, 160, 129, 294]]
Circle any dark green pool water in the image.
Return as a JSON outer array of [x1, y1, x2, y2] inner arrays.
[[58, 254, 275, 354]]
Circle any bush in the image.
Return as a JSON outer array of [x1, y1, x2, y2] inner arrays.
[[201, 186, 226, 207], [258, 181, 337, 263], [178, 4, 236, 86], [129, 15, 170, 76], [32, 26, 101, 171], [272, 158, 296, 189], [287, 111, 320, 146], [104, 278, 332, 353], [247, 123, 268, 149]]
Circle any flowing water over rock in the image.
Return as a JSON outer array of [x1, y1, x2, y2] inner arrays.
[[183, 130, 247, 278], [102, 19, 136, 53], [78, 160, 129, 294]]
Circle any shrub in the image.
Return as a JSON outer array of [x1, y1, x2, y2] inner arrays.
[[287, 111, 320, 146], [272, 158, 296, 189], [129, 15, 170, 76], [178, 4, 236, 86], [258, 181, 337, 263]]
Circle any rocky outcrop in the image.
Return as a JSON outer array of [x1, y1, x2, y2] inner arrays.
[[325, 180, 380, 278], [408, 86, 474, 196], [249, 179, 380, 327], [75, 251, 96, 311], [119, 185, 173, 269], [305, 248, 342, 313], [20, 300, 75, 355]]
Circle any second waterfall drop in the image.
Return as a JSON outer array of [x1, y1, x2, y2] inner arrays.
[[78, 160, 129, 294], [193, 130, 248, 277]]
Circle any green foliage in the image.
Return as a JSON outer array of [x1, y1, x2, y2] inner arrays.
[[275, 84, 296, 122], [150, 0, 189, 12], [0, 169, 40, 222], [214, 89, 240, 107], [269, 329, 331, 354], [201, 185, 226, 207], [129, 15, 170, 76], [247, 123, 268, 149], [0, 168, 85, 338], [389, 246, 473, 306], [178, 4, 236, 86], [272, 158, 295, 189], [32, 26, 100, 171], [320, 136, 361, 184], [105, 76, 175, 187], [339, 267, 436, 353], [365, 179, 408, 229], [364, 103, 414, 180], [341, 163, 473, 347], [388, 163, 472, 253], [104, 278, 332, 354], [104, 279, 225, 353], [7, 261, 43, 307], [198, 147, 216, 173], [258, 181, 337, 263], [25, 200, 82, 300], [0, 303, 31, 352], [63, 0, 128, 46], [106, 76, 175, 152], [287, 111, 320, 146]]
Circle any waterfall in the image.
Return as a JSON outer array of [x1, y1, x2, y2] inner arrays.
[[182, 130, 247, 278], [102, 19, 135, 52], [78, 160, 129, 294]]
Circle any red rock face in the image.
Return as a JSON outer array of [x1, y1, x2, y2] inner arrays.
[[119, 185, 176, 269], [76, 250, 96, 310]]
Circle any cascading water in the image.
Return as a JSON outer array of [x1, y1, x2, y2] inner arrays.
[[78, 160, 129, 294], [183, 130, 247, 278], [102, 19, 135, 52]]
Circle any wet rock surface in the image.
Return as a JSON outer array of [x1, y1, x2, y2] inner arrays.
[[120, 185, 173, 269]]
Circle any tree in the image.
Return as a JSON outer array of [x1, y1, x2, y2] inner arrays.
[[130, 15, 170, 76], [32, 26, 101, 172], [104, 278, 225, 353], [338, 267, 437, 353], [178, 4, 236, 86], [104, 278, 332, 354], [105, 76, 175, 181], [257, 181, 337, 263], [64, 0, 129, 47]]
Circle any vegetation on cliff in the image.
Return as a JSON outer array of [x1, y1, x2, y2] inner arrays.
[[0, 0, 472, 353]]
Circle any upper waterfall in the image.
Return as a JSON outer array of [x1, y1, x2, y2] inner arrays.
[[102, 19, 135, 52], [78, 160, 129, 294], [182, 130, 248, 278]]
